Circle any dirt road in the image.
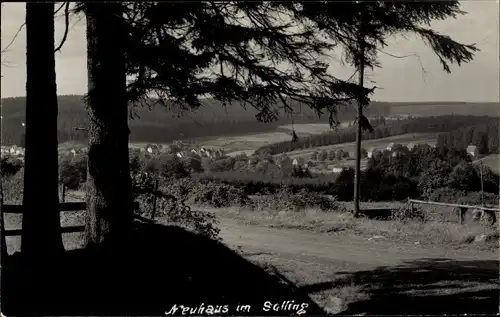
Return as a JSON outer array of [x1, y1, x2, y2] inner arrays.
[[218, 218, 499, 315]]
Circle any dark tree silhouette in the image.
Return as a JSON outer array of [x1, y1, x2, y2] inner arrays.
[[21, 2, 64, 258], [84, 3, 134, 247]]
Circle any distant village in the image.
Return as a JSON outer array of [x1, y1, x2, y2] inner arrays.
[[1, 140, 481, 176]]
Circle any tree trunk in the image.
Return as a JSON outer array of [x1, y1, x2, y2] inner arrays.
[[21, 2, 64, 258], [84, 3, 133, 248], [353, 15, 366, 218]]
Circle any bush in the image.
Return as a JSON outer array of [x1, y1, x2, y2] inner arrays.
[[133, 176, 221, 240], [0, 157, 23, 177], [318, 150, 327, 161], [427, 187, 466, 203], [191, 171, 337, 196], [448, 163, 480, 192], [428, 187, 499, 207], [418, 160, 453, 198], [251, 186, 342, 212], [187, 181, 250, 208], [59, 154, 87, 190], [2, 168, 24, 203], [392, 202, 427, 222]]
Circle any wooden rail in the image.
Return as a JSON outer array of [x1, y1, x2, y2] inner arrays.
[[408, 199, 500, 213], [408, 198, 499, 225], [2, 201, 140, 237]]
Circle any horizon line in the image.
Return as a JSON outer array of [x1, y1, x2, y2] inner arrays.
[[1, 94, 498, 104]]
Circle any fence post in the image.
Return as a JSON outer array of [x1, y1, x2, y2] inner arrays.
[[458, 207, 467, 225], [408, 198, 414, 211], [60, 183, 66, 203], [150, 178, 159, 221], [0, 178, 8, 263]]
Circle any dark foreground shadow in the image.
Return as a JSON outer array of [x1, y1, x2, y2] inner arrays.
[[300, 258, 499, 315], [2, 223, 325, 316]]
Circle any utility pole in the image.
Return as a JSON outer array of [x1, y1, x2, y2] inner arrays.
[[353, 11, 366, 218], [479, 160, 485, 206]]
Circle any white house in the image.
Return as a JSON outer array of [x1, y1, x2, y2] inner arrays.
[[176, 152, 183, 158], [145, 144, 161, 155], [332, 167, 344, 173], [292, 158, 299, 166], [406, 142, 416, 151], [467, 145, 479, 159]]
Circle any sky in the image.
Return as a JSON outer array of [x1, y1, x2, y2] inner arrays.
[[1, 1, 499, 102]]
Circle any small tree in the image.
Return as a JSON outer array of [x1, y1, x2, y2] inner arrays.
[[327, 150, 336, 161], [318, 150, 328, 162], [417, 160, 453, 198], [448, 163, 480, 192], [336, 150, 345, 160]]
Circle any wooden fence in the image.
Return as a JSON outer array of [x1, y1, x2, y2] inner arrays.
[[1, 201, 140, 237], [408, 199, 499, 225]]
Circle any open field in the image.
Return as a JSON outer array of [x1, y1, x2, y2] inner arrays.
[[309, 159, 370, 173], [474, 154, 500, 174], [389, 102, 500, 117], [198, 132, 293, 156], [199, 122, 354, 156], [283, 132, 438, 159], [278, 122, 351, 134]]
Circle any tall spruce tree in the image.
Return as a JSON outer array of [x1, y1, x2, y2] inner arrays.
[[21, 1, 64, 258]]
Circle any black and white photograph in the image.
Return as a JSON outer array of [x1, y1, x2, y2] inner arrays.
[[0, 1, 499, 316]]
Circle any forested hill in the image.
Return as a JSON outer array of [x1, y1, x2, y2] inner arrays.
[[1, 95, 391, 145]]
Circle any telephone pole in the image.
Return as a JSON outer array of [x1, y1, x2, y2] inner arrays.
[[353, 12, 366, 218]]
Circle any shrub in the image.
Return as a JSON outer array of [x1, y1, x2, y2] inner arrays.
[[318, 150, 327, 161], [188, 181, 250, 208], [418, 160, 453, 198], [59, 154, 87, 190], [448, 163, 480, 192], [427, 187, 466, 203], [2, 168, 24, 203], [133, 176, 221, 240], [392, 202, 426, 222], [251, 186, 342, 212], [331, 168, 355, 201], [0, 156, 23, 177], [159, 154, 190, 179], [428, 187, 499, 207]]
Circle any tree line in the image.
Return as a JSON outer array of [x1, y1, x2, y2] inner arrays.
[[0, 95, 392, 146], [255, 115, 499, 155], [437, 121, 499, 154]]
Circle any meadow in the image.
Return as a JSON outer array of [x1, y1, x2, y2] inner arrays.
[[284, 132, 438, 160], [475, 154, 500, 174]]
